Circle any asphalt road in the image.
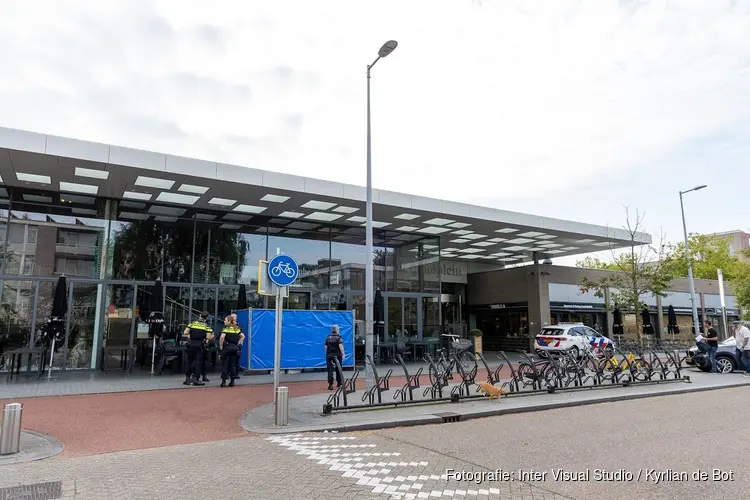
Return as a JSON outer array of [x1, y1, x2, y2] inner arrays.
[[375, 385, 750, 499]]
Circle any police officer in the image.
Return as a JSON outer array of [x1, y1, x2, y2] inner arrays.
[[219, 315, 245, 387], [324, 324, 345, 390], [183, 311, 213, 386], [231, 313, 242, 378]]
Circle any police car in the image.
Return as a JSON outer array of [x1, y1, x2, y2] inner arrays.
[[534, 323, 615, 358]]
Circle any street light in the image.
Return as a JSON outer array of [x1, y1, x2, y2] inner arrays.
[[679, 184, 707, 336], [365, 40, 398, 387]]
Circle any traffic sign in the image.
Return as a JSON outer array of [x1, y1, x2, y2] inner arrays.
[[268, 254, 299, 287]]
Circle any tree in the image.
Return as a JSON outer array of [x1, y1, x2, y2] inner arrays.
[[575, 256, 619, 270], [662, 234, 750, 319], [578, 208, 673, 340]]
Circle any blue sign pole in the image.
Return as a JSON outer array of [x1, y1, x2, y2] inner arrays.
[[268, 252, 298, 414]]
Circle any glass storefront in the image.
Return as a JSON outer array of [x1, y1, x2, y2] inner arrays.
[[0, 187, 443, 371]]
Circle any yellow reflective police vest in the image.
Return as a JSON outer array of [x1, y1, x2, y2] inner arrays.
[[222, 326, 242, 346], [187, 321, 211, 342]]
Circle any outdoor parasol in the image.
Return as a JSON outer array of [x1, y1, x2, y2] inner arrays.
[[612, 307, 624, 336], [641, 307, 654, 336], [667, 305, 679, 334], [148, 278, 165, 373], [47, 275, 68, 376]]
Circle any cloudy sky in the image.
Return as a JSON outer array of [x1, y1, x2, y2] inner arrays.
[[1, 0, 749, 265]]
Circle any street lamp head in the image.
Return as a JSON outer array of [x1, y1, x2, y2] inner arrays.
[[694, 184, 707, 191], [378, 40, 398, 58]]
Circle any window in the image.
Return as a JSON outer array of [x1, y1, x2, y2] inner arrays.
[[268, 230, 330, 289], [21, 255, 34, 275], [27, 227, 37, 244]]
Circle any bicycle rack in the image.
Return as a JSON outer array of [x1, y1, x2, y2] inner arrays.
[[361, 355, 392, 404], [325, 357, 360, 408], [515, 350, 551, 391], [393, 354, 422, 402], [451, 352, 478, 397], [496, 351, 521, 392], [423, 354, 448, 399]]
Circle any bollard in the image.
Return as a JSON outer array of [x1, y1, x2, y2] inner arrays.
[[274, 387, 288, 427], [0, 402, 23, 455]]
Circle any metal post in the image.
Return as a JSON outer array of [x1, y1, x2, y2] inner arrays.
[[718, 268, 728, 340], [273, 248, 282, 405], [365, 63, 374, 388], [0, 402, 23, 455], [274, 386, 288, 426], [679, 192, 700, 335]]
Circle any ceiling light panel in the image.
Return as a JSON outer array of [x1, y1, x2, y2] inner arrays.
[[75, 167, 109, 180], [368, 221, 391, 228], [220, 223, 241, 230], [154, 216, 178, 223], [458, 254, 482, 259], [536, 234, 557, 240], [178, 184, 209, 194], [441, 247, 461, 252], [332, 206, 358, 214], [17, 173, 51, 184], [490, 252, 512, 257], [518, 231, 544, 238], [156, 192, 199, 205], [261, 194, 290, 203], [541, 243, 563, 248], [562, 247, 579, 251], [305, 211, 343, 222], [453, 230, 473, 235], [423, 218, 455, 226], [457, 248, 485, 254], [286, 221, 319, 230], [462, 233, 487, 240], [505, 238, 535, 244], [279, 211, 304, 219], [495, 228, 518, 234], [60, 182, 99, 195], [545, 249, 565, 254], [447, 222, 471, 229], [194, 213, 216, 220], [347, 216, 366, 223], [577, 239, 595, 243], [504, 246, 530, 251], [120, 201, 146, 209], [592, 241, 611, 247], [301, 200, 336, 210], [148, 205, 186, 216], [396, 226, 420, 232], [417, 226, 451, 235], [487, 238, 506, 243], [223, 213, 251, 221], [471, 241, 495, 247], [450, 239, 469, 243], [394, 213, 420, 220], [208, 197, 236, 206], [134, 175, 174, 190], [233, 204, 267, 214]]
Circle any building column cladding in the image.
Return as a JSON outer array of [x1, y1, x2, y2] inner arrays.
[[526, 265, 551, 351], [656, 295, 664, 338], [604, 287, 613, 337]]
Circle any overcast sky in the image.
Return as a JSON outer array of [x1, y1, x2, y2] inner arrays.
[[1, 0, 749, 266]]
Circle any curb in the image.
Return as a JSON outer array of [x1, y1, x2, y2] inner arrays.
[[0, 429, 64, 466], [242, 380, 750, 435]]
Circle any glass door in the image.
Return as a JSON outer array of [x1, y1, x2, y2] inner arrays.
[[165, 285, 191, 338], [403, 297, 418, 341], [62, 282, 99, 370], [386, 296, 403, 342]]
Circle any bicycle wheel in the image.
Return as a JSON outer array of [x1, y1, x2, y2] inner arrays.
[[457, 351, 477, 371], [428, 363, 442, 388], [515, 363, 536, 387]]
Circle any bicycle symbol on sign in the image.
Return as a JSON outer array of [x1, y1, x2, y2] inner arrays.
[[271, 262, 296, 279]]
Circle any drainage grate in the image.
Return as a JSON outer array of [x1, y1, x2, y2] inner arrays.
[[435, 412, 461, 423], [0, 481, 63, 500]]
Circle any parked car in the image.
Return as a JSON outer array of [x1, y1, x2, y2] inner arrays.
[[686, 336, 746, 373], [535, 323, 615, 358]]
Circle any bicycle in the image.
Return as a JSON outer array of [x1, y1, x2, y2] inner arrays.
[[270, 262, 296, 279]]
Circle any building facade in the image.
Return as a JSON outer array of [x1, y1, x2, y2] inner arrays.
[[0, 126, 652, 372], [711, 230, 750, 263], [467, 264, 739, 351]]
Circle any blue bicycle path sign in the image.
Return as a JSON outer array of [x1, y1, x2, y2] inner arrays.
[[268, 254, 299, 287]]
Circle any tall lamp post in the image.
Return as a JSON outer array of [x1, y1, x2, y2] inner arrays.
[[679, 184, 707, 336], [365, 40, 398, 386]]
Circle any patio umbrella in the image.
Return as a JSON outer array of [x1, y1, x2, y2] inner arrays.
[[47, 275, 68, 376], [612, 307, 624, 336], [237, 284, 248, 310], [374, 288, 384, 338], [667, 305, 679, 334], [641, 307, 654, 336], [147, 278, 165, 373]]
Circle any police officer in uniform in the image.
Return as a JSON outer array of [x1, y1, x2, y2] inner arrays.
[[231, 313, 242, 378], [183, 311, 213, 386], [324, 324, 345, 390], [219, 315, 245, 387]]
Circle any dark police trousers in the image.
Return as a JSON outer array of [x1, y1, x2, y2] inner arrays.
[[326, 353, 342, 386], [221, 344, 239, 381], [185, 341, 204, 380]]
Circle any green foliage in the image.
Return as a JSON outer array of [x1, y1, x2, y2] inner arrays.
[[662, 234, 750, 318], [577, 208, 672, 339], [662, 234, 743, 280], [469, 328, 483, 337], [575, 256, 619, 270]]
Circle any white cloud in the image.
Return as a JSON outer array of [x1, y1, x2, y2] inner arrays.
[[1, 0, 749, 257]]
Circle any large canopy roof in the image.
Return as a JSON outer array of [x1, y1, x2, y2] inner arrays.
[[0, 126, 650, 264]]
